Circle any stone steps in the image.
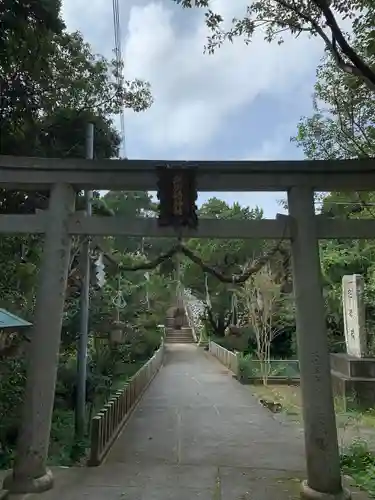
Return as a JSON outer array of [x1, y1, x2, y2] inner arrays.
[[166, 336, 195, 342], [166, 339, 195, 344], [165, 305, 194, 343], [165, 328, 195, 344]]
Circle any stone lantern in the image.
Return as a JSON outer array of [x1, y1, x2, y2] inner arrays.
[[109, 319, 126, 345], [172, 306, 185, 330]]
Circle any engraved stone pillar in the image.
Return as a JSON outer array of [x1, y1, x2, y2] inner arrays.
[[331, 275, 371, 411], [342, 274, 367, 358], [3, 183, 75, 494], [287, 187, 349, 500]]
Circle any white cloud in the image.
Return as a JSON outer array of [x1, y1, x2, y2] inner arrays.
[[61, 0, 326, 157], [61, 0, 111, 39], [123, 1, 323, 152], [199, 125, 292, 218], [60, 0, 356, 163], [60, 0, 357, 218], [245, 136, 286, 162]]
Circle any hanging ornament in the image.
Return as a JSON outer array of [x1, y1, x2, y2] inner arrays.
[[110, 276, 127, 344], [94, 253, 106, 288], [204, 273, 212, 308], [226, 278, 241, 337]]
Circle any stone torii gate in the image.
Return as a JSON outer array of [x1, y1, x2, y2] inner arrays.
[[2, 156, 375, 499]]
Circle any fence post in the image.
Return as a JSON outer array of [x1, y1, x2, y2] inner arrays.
[[234, 352, 240, 377], [116, 391, 122, 427], [88, 344, 164, 466], [102, 406, 109, 447], [89, 415, 101, 465]]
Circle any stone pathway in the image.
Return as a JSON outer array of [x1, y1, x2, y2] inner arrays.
[[13, 345, 369, 499]]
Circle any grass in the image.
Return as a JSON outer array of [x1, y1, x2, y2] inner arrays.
[[251, 384, 302, 422], [341, 440, 375, 498], [48, 409, 86, 466], [250, 384, 375, 497], [46, 359, 152, 468], [111, 361, 144, 393], [238, 357, 300, 381], [251, 384, 375, 431], [46, 361, 148, 467]]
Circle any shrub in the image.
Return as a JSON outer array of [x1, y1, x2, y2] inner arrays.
[[340, 440, 375, 497]]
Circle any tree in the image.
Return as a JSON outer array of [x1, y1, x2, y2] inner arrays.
[[292, 56, 375, 161], [0, 2, 162, 468], [182, 198, 266, 337], [0, 1, 153, 237], [174, 0, 375, 91], [290, 9, 375, 353], [103, 191, 179, 278], [0, 0, 65, 152], [237, 263, 293, 384], [103, 191, 155, 254], [0, 0, 154, 319], [316, 192, 375, 352], [1, 3, 152, 156]]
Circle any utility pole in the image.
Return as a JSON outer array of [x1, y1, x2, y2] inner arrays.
[[75, 123, 94, 441]]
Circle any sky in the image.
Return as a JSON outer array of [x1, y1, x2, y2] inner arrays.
[[61, 0, 326, 218]]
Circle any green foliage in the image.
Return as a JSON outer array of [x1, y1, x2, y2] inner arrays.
[[320, 231, 375, 349], [1, 0, 64, 151], [183, 199, 267, 336], [0, 236, 40, 317], [292, 57, 375, 162], [181, 198, 295, 356], [1, 2, 152, 156], [0, 0, 157, 468], [48, 410, 81, 466], [291, 0, 375, 161], [213, 326, 254, 353], [340, 440, 375, 497], [290, 7, 375, 351], [174, 0, 375, 91], [238, 355, 299, 381], [0, 358, 26, 467]]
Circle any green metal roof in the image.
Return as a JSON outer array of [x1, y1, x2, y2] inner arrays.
[[0, 308, 32, 329]]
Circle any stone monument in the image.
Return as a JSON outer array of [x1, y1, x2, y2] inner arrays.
[[342, 274, 367, 357], [331, 274, 375, 409]]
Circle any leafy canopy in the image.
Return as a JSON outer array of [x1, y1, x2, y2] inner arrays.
[[173, 0, 375, 91]]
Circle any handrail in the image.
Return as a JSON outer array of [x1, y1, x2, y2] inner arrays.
[[180, 287, 207, 344], [182, 296, 198, 342], [208, 340, 239, 375], [88, 339, 165, 466]]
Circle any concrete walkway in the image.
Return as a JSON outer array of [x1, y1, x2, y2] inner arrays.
[[26, 344, 312, 499]]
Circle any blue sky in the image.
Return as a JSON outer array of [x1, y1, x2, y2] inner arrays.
[[61, 0, 325, 218]]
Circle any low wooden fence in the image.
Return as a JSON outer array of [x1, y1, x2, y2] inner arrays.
[[209, 341, 239, 374], [241, 376, 300, 385], [88, 340, 165, 466], [238, 358, 300, 384], [208, 342, 300, 385]]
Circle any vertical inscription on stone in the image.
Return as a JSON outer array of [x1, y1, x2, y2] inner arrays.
[[342, 274, 367, 358]]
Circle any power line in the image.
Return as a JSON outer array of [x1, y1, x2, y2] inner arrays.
[[112, 0, 126, 159]]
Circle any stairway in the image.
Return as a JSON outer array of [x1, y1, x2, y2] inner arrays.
[[165, 305, 195, 344], [165, 326, 195, 344]]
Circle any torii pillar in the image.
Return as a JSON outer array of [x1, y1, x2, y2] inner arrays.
[[4, 183, 75, 493], [287, 187, 350, 500]]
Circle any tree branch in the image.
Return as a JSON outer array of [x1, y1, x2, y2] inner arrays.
[[274, 0, 375, 91], [313, 0, 375, 90]]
